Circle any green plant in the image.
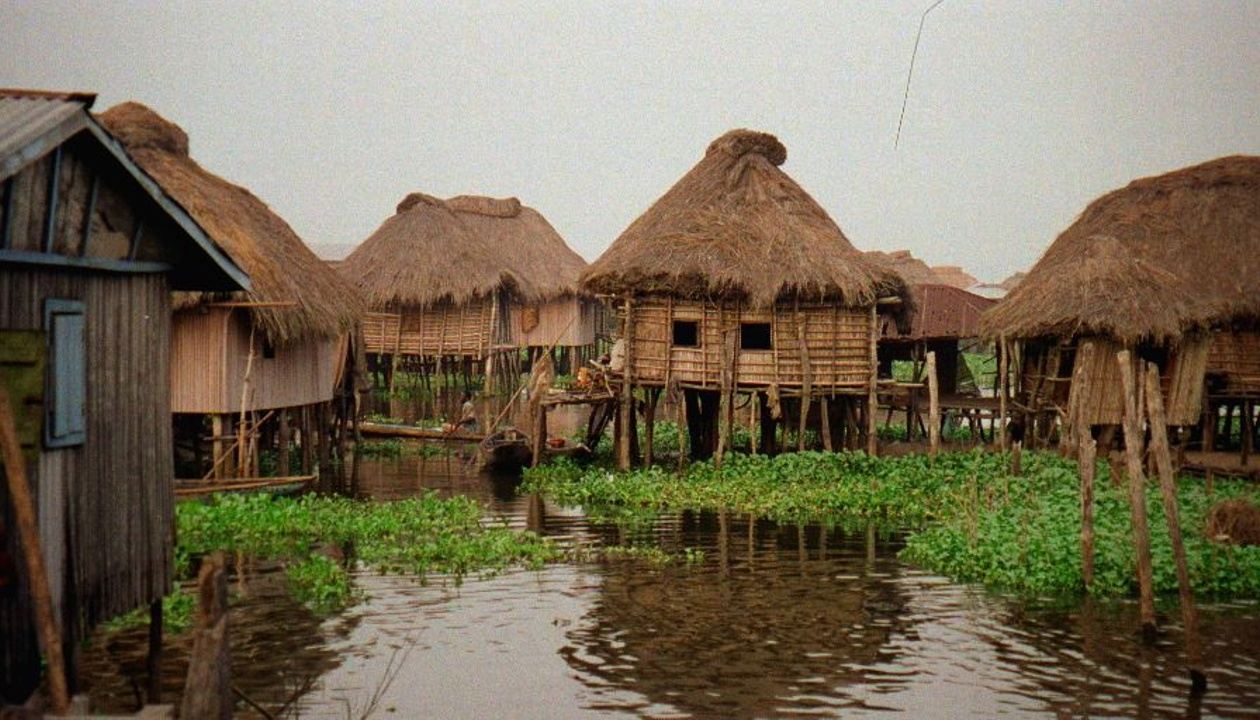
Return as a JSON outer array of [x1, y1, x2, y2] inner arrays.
[[287, 555, 357, 613]]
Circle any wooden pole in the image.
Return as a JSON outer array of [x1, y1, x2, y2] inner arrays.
[[1144, 363, 1206, 691], [644, 388, 659, 466], [866, 304, 879, 456], [618, 298, 634, 470], [531, 402, 546, 468], [0, 385, 70, 714], [1078, 423, 1097, 589], [675, 384, 688, 470], [796, 306, 812, 453], [927, 350, 940, 458], [277, 409, 291, 477], [1118, 350, 1157, 638], [147, 598, 163, 703], [820, 396, 833, 452], [181, 552, 231, 720], [999, 336, 1009, 451]]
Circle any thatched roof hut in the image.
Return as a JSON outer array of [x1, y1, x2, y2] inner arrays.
[[582, 129, 905, 306], [981, 155, 1260, 345], [339, 192, 529, 309], [447, 195, 586, 300], [97, 102, 361, 344]]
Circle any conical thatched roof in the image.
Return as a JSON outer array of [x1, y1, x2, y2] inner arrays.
[[339, 192, 529, 309], [97, 102, 361, 344], [447, 195, 587, 300], [981, 155, 1260, 345], [581, 129, 906, 307]]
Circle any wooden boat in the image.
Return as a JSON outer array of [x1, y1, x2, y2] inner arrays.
[[359, 421, 483, 442], [478, 427, 533, 471], [175, 474, 316, 499]]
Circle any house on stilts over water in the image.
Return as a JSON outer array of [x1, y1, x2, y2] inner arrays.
[[865, 250, 997, 442], [340, 192, 532, 394], [980, 155, 1260, 464], [581, 129, 908, 467], [0, 89, 249, 703], [97, 102, 363, 484], [446, 195, 604, 373]]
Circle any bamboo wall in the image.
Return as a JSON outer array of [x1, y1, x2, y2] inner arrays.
[[1, 268, 174, 688], [362, 297, 496, 358], [1061, 336, 1206, 427], [169, 307, 339, 414], [510, 296, 599, 348], [1207, 330, 1260, 395], [625, 298, 874, 391]]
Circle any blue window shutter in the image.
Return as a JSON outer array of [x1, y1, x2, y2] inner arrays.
[[44, 299, 86, 447]]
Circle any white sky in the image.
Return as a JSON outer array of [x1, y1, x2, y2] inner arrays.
[[4, 1, 1257, 282]]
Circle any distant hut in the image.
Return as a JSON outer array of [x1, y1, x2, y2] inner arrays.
[[0, 90, 248, 701], [582, 129, 908, 464], [340, 192, 530, 392], [980, 155, 1260, 452], [446, 195, 602, 369], [97, 102, 363, 481], [866, 250, 997, 441]]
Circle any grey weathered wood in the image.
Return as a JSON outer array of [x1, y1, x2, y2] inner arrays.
[[1118, 350, 1157, 636], [927, 351, 940, 458], [1078, 425, 1097, 589]]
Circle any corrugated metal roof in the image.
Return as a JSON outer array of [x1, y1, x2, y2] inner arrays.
[[882, 283, 997, 341], [0, 92, 92, 177]]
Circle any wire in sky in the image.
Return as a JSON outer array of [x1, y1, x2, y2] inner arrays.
[[895, 0, 947, 149]]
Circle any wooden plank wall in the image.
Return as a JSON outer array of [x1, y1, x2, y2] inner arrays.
[[510, 296, 599, 348], [627, 298, 872, 390], [0, 268, 174, 678], [1207, 330, 1260, 395], [1066, 336, 1207, 427], [361, 298, 494, 358]]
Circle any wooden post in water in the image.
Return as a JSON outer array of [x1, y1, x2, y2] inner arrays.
[[147, 599, 163, 703], [0, 385, 70, 714], [999, 336, 1009, 452], [866, 304, 879, 456], [927, 351, 940, 458], [182, 552, 230, 720], [531, 401, 546, 468], [1144, 363, 1207, 692], [716, 325, 733, 466], [1078, 422, 1097, 590], [277, 409, 291, 477], [796, 310, 812, 453], [1118, 350, 1157, 638], [820, 396, 832, 452], [644, 388, 659, 466]]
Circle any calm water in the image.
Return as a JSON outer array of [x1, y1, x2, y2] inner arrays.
[[82, 445, 1260, 718]]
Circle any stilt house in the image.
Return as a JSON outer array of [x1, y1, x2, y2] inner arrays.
[[980, 155, 1260, 450], [581, 129, 907, 462], [340, 192, 531, 389], [97, 102, 363, 479], [446, 195, 602, 368], [0, 90, 248, 701]]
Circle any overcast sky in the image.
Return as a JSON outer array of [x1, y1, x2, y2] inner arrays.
[[4, 1, 1257, 282]]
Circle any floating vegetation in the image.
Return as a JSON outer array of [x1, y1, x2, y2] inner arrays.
[[357, 438, 447, 459], [175, 493, 558, 613], [524, 450, 1260, 598]]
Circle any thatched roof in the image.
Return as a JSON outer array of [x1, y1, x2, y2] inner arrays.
[[981, 155, 1260, 345], [447, 195, 587, 300], [97, 102, 360, 343], [339, 192, 529, 309], [581, 129, 906, 308]]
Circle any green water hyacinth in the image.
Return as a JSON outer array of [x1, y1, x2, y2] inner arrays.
[[523, 450, 1260, 598]]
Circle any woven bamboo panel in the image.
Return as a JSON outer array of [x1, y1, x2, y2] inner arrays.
[[626, 299, 872, 389], [362, 299, 493, 358], [1207, 331, 1260, 394], [1066, 337, 1207, 427]]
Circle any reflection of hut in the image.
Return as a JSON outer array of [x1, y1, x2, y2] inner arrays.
[[981, 156, 1260, 454], [0, 90, 248, 702], [582, 130, 907, 463], [446, 195, 602, 369], [562, 513, 909, 718], [340, 193, 529, 391], [98, 102, 363, 481]]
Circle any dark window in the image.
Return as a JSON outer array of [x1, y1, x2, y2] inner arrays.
[[44, 299, 86, 448], [672, 320, 700, 348], [740, 322, 773, 350]]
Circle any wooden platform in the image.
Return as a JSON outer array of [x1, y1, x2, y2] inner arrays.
[[175, 475, 316, 498], [1182, 451, 1260, 480]]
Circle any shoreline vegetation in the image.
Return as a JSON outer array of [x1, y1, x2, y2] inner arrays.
[[522, 449, 1260, 599]]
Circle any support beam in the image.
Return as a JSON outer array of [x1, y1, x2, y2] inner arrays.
[[927, 350, 940, 458], [866, 304, 879, 456], [42, 146, 62, 253], [1118, 350, 1157, 638]]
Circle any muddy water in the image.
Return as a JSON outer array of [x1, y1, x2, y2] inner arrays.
[[81, 441, 1260, 718]]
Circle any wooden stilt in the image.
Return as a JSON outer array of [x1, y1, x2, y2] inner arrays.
[[531, 402, 546, 468], [796, 308, 812, 453], [866, 304, 879, 456], [644, 388, 659, 466], [999, 336, 1009, 451], [1079, 424, 1097, 589], [618, 299, 634, 470], [147, 598, 163, 703], [820, 395, 833, 452], [211, 414, 226, 480], [181, 552, 230, 720], [675, 384, 689, 470], [0, 385, 71, 714], [1144, 363, 1206, 691], [927, 351, 940, 458], [1118, 350, 1157, 639]]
